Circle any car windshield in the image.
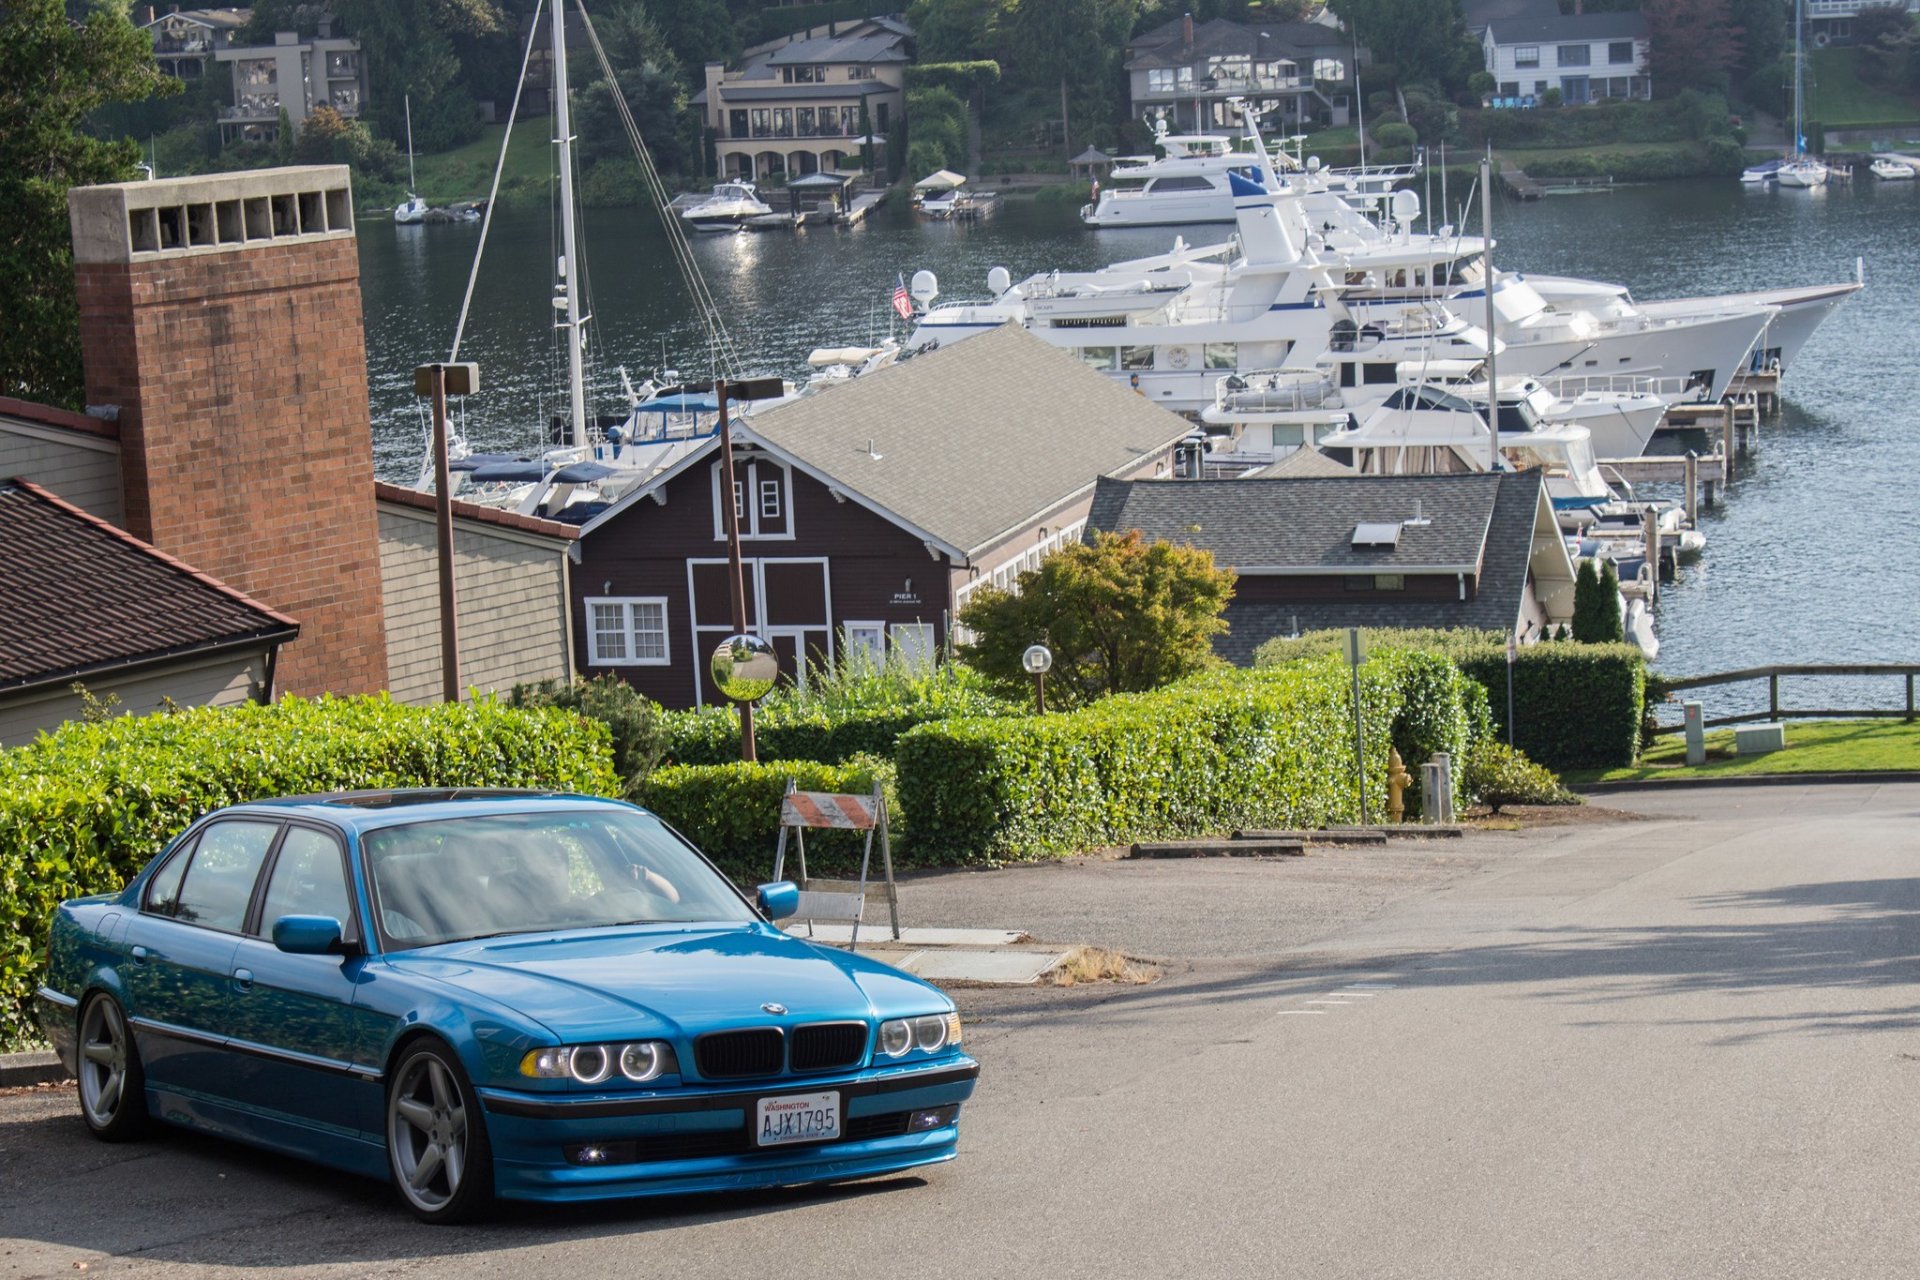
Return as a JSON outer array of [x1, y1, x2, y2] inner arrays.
[[362, 809, 757, 951]]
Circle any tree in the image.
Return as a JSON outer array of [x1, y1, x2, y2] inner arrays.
[[1854, 4, 1914, 87], [907, 0, 999, 64], [1644, 0, 1744, 95], [0, 0, 175, 407], [1570, 558, 1623, 644], [957, 530, 1236, 706], [572, 0, 690, 177], [1008, 0, 1141, 152], [1327, 0, 1480, 93]]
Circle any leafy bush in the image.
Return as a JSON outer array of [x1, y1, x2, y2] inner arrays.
[[1255, 629, 1646, 772], [638, 755, 898, 882], [0, 696, 618, 1048], [1466, 740, 1580, 812], [1373, 121, 1419, 148], [658, 660, 1012, 766], [511, 675, 667, 792], [1572, 558, 1623, 642], [895, 655, 1476, 862]]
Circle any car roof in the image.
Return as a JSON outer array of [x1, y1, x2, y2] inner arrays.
[[222, 789, 637, 833]]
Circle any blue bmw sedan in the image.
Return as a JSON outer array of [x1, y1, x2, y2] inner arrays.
[[34, 790, 978, 1223]]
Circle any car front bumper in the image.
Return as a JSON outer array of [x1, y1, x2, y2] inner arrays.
[[475, 1057, 979, 1203]]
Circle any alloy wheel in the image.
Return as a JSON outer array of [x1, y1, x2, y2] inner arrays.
[[77, 997, 130, 1129], [388, 1052, 469, 1214]]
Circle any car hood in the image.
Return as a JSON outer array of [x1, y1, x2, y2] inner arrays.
[[384, 924, 941, 1042]]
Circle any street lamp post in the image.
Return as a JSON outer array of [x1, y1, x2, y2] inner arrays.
[[413, 361, 479, 705], [1506, 632, 1519, 747], [1023, 643, 1053, 715]]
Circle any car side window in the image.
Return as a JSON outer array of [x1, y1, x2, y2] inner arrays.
[[143, 837, 197, 916], [174, 820, 280, 933], [257, 826, 355, 942]]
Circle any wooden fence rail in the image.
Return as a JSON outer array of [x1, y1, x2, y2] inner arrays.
[[1652, 663, 1920, 735]]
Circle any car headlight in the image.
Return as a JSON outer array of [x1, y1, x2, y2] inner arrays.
[[877, 1011, 961, 1060], [520, 1041, 677, 1084]]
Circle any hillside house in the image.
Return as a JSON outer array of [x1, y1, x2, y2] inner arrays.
[[1481, 10, 1650, 104]]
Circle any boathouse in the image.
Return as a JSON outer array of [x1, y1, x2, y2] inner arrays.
[[569, 324, 1194, 708], [1086, 471, 1577, 664]]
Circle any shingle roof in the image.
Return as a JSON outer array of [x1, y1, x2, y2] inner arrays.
[[1087, 472, 1547, 664], [1088, 472, 1508, 572], [767, 30, 910, 66], [373, 481, 579, 540], [1484, 11, 1648, 43], [1245, 447, 1355, 479], [738, 325, 1194, 558], [0, 480, 298, 694], [1127, 16, 1351, 69]]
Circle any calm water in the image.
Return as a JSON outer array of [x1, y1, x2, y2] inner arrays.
[[357, 179, 1920, 708]]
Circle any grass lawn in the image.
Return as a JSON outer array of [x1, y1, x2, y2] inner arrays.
[[404, 124, 553, 207], [1572, 719, 1920, 785], [1808, 47, 1920, 127]]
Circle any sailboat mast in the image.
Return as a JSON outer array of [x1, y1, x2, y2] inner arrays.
[[405, 94, 417, 191], [552, 0, 588, 449], [1793, 0, 1805, 158]]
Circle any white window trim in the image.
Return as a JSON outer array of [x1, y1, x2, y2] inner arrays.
[[841, 620, 887, 668], [685, 556, 833, 706], [889, 622, 936, 670], [954, 519, 1086, 611], [711, 456, 796, 542], [585, 596, 671, 667]]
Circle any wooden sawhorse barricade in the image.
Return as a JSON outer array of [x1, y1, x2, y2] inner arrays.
[[771, 781, 899, 949]]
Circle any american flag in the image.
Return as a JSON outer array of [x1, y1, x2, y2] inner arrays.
[[891, 273, 913, 320]]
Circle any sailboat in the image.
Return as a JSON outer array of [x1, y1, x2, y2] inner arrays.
[[394, 95, 429, 223], [1777, 0, 1829, 188]]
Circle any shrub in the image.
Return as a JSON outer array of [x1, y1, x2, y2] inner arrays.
[[657, 661, 1012, 766], [1255, 628, 1646, 772], [1373, 121, 1419, 148], [895, 655, 1474, 862], [0, 696, 618, 1048], [638, 755, 898, 882], [958, 530, 1236, 707], [1466, 740, 1580, 812], [511, 675, 667, 793]]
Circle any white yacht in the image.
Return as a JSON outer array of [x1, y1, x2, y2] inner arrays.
[[1871, 157, 1916, 180], [680, 182, 772, 232]]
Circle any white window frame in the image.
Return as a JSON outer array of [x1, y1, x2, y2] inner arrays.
[[585, 596, 671, 667], [841, 621, 887, 669], [954, 519, 1086, 611], [759, 477, 782, 520], [711, 456, 795, 542], [889, 622, 936, 671], [1513, 44, 1540, 68]]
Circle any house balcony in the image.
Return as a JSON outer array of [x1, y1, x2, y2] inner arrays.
[[224, 97, 283, 121], [1139, 74, 1308, 101]]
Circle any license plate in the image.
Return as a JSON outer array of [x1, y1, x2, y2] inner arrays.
[[755, 1090, 841, 1147]]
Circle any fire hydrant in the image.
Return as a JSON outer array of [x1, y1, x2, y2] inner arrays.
[[1386, 748, 1411, 824]]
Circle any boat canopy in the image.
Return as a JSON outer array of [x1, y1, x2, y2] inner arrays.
[[631, 393, 719, 412], [914, 169, 967, 192]]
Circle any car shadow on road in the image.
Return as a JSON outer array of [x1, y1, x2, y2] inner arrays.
[[0, 1097, 935, 1270]]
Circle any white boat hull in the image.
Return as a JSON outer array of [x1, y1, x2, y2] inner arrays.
[[1634, 281, 1860, 376]]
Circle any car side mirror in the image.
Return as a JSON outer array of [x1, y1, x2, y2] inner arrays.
[[272, 914, 350, 956], [756, 882, 801, 921]]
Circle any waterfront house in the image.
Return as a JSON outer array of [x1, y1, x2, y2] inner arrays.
[[214, 24, 368, 144], [1086, 471, 1577, 664], [139, 7, 251, 82], [1481, 10, 1650, 105], [568, 324, 1194, 708], [1124, 14, 1362, 134], [697, 16, 911, 182], [0, 479, 298, 746]]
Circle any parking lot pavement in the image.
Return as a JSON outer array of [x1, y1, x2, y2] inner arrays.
[[9, 786, 1920, 1278]]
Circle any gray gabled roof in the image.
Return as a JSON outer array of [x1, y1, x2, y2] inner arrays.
[[1127, 16, 1353, 69], [739, 325, 1191, 559], [1087, 471, 1549, 664], [767, 29, 910, 66], [1484, 11, 1648, 44], [1087, 472, 1510, 573]]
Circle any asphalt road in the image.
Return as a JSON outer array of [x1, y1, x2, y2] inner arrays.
[[6, 782, 1920, 1277]]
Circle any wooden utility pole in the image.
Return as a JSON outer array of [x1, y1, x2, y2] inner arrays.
[[416, 361, 479, 705]]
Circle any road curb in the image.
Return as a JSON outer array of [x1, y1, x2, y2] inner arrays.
[[1132, 838, 1305, 858], [0, 1051, 67, 1088], [1576, 770, 1920, 794]]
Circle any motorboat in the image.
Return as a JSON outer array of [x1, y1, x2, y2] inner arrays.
[[1741, 157, 1784, 185], [680, 182, 772, 232], [1871, 157, 1916, 180]]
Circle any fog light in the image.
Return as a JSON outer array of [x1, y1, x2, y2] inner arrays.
[[908, 1106, 957, 1131], [576, 1145, 609, 1164]]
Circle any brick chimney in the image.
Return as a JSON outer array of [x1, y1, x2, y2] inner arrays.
[[1183, 11, 1194, 51], [67, 167, 388, 699]]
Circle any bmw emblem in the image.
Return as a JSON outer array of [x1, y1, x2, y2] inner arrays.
[[762, 1002, 787, 1015]]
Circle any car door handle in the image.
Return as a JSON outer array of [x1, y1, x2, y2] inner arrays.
[[130, 945, 149, 965], [231, 968, 253, 992]]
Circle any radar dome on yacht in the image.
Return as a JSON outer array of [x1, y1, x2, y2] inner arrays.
[[911, 269, 940, 305], [987, 266, 1011, 294], [1391, 189, 1421, 225], [1306, 156, 1322, 172]]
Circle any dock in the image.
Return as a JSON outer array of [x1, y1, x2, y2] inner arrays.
[[842, 190, 886, 224]]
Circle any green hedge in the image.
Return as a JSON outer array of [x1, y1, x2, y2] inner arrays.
[[638, 756, 898, 883], [1254, 630, 1645, 772], [0, 696, 618, 1048], [893, 655, 1476, 863], [658, 676, 1010, 767]]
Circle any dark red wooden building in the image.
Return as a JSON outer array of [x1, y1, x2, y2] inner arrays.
[[570, 325, 1193, 707]]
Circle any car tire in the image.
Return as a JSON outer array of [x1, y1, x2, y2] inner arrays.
[[385, 1039, 495, 1224], [76, 992, 149, 1143]]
